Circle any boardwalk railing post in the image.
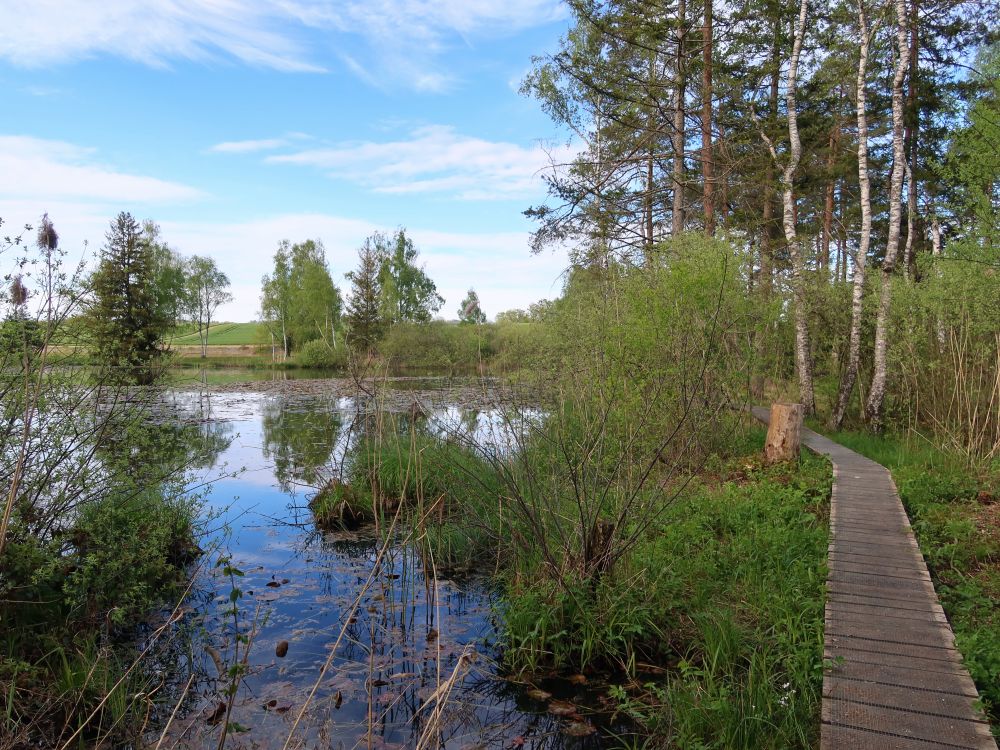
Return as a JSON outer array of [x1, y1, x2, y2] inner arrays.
[[764, 402, 803, 463]]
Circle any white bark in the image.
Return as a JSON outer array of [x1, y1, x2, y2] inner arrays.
[[830, 0, 873, 430], [782, 0, 815, 414], [865, 0, 911, 430]]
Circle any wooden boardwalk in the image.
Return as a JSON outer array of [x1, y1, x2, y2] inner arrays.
[[751, 407, 998, 749]]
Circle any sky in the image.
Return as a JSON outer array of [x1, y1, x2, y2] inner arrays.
[[0, 0, 575, 321]]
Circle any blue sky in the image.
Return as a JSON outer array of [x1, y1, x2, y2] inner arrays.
[[0, 0, 575, 321]]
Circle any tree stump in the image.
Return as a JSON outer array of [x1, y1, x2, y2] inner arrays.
[[764, 402, 803, 464]]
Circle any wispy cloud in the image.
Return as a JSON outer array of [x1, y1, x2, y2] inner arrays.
[[159, 212, 568, 320], [266, 125, 577, 200], [0, 0, 565, 89], [0, 135, 203, 204], [209, 138, 291, 154]]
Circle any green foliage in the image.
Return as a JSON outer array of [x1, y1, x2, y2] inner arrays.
[[260, 239, 342, 355], [295, 337, 348, 369], [498, 440, 830, 748], [143, 220, 190, 328], [344, 236, 387, 352], [458, 288, 486, 324], [85, 211, 170, 383], [373, 229, 444, 324], [184, 254, 233, 356], [379, 321, 492, 371]]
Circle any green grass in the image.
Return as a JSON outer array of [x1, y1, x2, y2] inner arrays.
[[497, 442, 831, 748], [817, 427, 1000, 731], [168, 322, 264, 346]]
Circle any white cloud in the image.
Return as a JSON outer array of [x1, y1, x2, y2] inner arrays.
[[0, 1, 565, 89], [209, 138, 290, 154], [0, 135, 203, 204], [158, 213, 568, 321], [267, 125, 578, 200], [0, 1, 324, 72]]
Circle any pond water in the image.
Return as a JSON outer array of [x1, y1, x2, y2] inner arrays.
[[150, 378, 627, 750]]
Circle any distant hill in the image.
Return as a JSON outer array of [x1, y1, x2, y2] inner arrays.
[[168, 322, 264, 347]]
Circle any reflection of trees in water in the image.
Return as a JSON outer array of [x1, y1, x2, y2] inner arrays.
[[260, 395, 343, 492]]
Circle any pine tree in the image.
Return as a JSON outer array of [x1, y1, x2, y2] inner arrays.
[[344, 238, 386, 353], [87, 211, 169, 384]]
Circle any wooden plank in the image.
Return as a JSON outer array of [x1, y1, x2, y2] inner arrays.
[[821, 723, 988, 750], [823, 700, 997, 748], [826, 659, 980, 697], [825, 676, 988, 720]]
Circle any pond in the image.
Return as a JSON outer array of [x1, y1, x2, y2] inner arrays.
[[149, 377, 628, 749]]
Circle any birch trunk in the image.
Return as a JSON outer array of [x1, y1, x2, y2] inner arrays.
[[830, 0, 873, 430], [865, 0, 911, 430], [671, 0, 686, 235], [904, 2, 919, 280], [781, 0, 815, 414]]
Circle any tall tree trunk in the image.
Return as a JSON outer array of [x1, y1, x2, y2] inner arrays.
[[671, 0, 687, 235], [779, 0, 815, 413], [701, 0, 714, 235], [904, 0, 919, 280], [760, 24, 781, 295], [865, 0, 911, 430], [831, 0, 874, 430], [821, 112, 841, 279]]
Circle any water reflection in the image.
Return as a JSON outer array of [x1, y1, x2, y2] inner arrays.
[[151, 383, 621, 749], [261, 394, 344, 492]]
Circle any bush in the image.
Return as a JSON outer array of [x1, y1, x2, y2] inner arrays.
[[379, 321, 493, 371], [295, 337, 348, 369]]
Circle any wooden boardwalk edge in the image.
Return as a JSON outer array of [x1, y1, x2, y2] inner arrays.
[[750, 406, 998, 750]]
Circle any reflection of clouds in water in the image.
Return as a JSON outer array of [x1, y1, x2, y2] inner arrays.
[[157, 384, 618, 749]]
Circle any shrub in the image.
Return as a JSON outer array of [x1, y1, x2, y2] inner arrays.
[[295, 337, 348, 369]]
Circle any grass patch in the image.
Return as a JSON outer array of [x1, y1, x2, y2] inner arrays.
[[818, 427, 1000, 729], [168, 322, 265, 346], [498, 440, 830, 748]]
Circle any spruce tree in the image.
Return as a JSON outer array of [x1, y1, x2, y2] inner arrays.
[[344, 238, 386, 353], [87, 211, 169, 383]]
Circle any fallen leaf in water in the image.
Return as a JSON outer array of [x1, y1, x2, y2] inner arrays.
[[275, 705, 291, 714], [204, 645, 225, 677], [266, 581, 281, 588], [281, 578, 290, 584], [562, 720, 596, 736], [334, 691, 343, 709], [567, 674, 588, 685], [526, 688, 552, 701], [547, 700, 578, 717], [426, 628, 438, 642], [264, 699, 277, 709], [511, 737, 526, 747], [369, 678, 390, 688], [275, 640, 289, 658], [205, 702, 226, 725]]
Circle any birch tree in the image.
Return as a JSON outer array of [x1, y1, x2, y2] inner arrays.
[[756, 0, 815, 413], [830, 0, 874, 430], [865, 0, 911, 430]]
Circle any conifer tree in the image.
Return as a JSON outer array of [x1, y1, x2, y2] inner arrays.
[[344, 238, 386, 353], [87, 211, 169, 384]]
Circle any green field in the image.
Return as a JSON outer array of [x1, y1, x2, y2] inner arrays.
[[168, 322, 264, 346]]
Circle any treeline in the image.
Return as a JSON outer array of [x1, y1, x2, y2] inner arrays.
[[3, 211, 232, 381], [521, 0, 999, 456], [258, 228, 491, 368]]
